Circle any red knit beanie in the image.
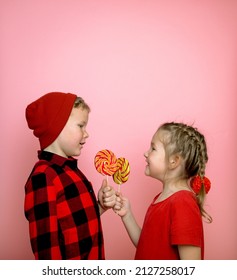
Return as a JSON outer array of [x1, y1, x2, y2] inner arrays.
[[26, 92, 77, 149]]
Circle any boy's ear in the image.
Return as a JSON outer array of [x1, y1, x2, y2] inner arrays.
[[168, 154, 181, 169]]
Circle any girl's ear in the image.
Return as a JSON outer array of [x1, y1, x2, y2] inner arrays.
[[168, 154, 181, 169]]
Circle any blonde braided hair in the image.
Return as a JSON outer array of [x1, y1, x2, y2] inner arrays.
[[159, 122, 212, 223]]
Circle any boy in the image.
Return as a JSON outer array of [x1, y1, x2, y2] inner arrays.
[[25, 92, 116, 259]]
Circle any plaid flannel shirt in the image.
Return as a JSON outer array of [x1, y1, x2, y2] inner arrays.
[[24, 151, 105, 259]]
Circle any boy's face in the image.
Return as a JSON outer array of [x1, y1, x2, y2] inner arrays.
[[54, 107, 89, 158]]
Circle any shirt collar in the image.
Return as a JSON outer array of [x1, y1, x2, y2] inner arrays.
[[38, 150, 78, 169]]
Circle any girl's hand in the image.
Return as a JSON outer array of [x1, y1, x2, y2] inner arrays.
[[114, 193, 131, 217]]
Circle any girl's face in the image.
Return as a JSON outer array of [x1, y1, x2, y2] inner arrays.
[[144, 130, 168, 181], [54, 107, 89, 158]]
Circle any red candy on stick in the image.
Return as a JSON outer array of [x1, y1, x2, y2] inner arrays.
[[94, 150, 130, 192], [94, 149, 118, 176]]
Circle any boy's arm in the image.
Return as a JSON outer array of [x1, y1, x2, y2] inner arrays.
[[97, 199, 107, 215], [24, 171, 62, 259]]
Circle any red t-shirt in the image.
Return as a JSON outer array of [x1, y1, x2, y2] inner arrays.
[[135, 190, 204, 260]]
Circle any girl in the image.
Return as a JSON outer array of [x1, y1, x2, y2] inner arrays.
[[115, 122, 212, 260]]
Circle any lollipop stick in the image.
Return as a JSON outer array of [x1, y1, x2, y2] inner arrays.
[[106, 175, 109, 186], [118, 184, 121, 193]]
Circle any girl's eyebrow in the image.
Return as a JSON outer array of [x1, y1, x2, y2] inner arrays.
[[151, 142, 156, 147]]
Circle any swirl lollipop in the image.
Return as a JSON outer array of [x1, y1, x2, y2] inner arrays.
[[113, 157, 130, 192], [94, 150, 118, 180]]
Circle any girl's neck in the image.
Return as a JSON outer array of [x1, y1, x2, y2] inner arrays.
[[155, 178, 191, 203], [164, 177, 189, 189]]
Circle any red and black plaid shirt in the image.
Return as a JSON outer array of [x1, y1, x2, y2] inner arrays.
[[24, 151, 105, 260]]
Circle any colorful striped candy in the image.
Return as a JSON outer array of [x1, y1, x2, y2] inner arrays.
[[113, 157, 130, 185], [94, 149, 118, 176]]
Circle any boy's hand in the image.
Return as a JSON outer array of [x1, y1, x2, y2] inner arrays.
[[98, 179, 117, 213]]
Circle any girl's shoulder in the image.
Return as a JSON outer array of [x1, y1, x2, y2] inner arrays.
[[170, 190, 196, 202], [172, 190, 195, 198], [169, 190, 198, 211], [153, 190, 195, 204]]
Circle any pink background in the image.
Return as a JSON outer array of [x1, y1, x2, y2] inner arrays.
[[1, 0, 236, 260]]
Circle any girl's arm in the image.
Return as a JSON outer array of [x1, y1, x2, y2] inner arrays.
[[115, 196, 141, 247], [178, 245, 201, 260]]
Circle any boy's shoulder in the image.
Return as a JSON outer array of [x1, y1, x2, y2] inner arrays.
[[34, 158, 53, 170], [31, 159, 61, 177], [26, 159, 63, 190]]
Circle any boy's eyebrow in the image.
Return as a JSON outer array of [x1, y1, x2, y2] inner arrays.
[[80, 120, 88, 125]]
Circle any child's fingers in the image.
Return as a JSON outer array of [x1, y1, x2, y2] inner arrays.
[[113, 203, 122, 210], [103, 187, 115, 198], [103, 194, 116, 203]]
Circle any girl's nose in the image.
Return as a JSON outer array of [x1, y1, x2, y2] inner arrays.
[[144, 151, 148, 158], [84, 130, 89, 138]]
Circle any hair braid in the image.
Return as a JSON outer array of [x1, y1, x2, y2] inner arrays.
[[159, 122, 212, 222], [192, 128, 212, 222]]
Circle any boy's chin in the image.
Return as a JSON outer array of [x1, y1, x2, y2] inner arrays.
[[69, 150, 81, 157]]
